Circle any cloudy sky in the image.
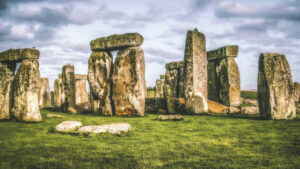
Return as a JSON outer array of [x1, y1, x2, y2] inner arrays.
[[0, 0, 299, 90]]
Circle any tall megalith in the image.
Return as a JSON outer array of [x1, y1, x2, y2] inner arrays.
[[61, 65, 76, 113], [54, 78, 62, 107], [75, 74, 89, 104], [39, 78, 51, 108]]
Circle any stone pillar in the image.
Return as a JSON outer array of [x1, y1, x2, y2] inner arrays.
[[39, 78, 51, 108], [207, 45, 240, 106], [88, 51, 113, 116], [61, 64, 76, 113], [183, 28, 208, 113], [258, 53, 296, 119], [54, 78, 62, 107], [163, 61, 184, 99], [13, 59, 42, 122], [155, 75, 165, 98], [294, 82, 300, 103], [113, 47, 146, 116], [0, 62, 16, 120], [75, 74, 89, 104]]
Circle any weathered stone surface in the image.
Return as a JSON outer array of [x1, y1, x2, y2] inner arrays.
[[54, 78, 62, 107], [258, 53, 296, 119], [243, 99, 258, 107], [241, 106, 259, 115], [158, 114, 183, 121], [13, 59, 42, 122], [167, 98, 185, 114], [164, 69, 179, 98], [113, 47, 146, 116], [155, 76, 165, 98], [183, 28, 208, 113], [0, 48, 39, 62], [207, 100, 228, 114], [207, 45, 238, 61], [145, 98, 167, 113], [294, 82, 300, 103], [223, 107, 240, 115], [46, 113, 64, 118], [78, 123, 131, 134], [165, 61, 184, 70], [75, 75, 89, 104], [39, 78, 51, 108], [0, 62, 16, 120], [90, 33, 144, 51], [61, 65, 76, 112], [88, 51, 113, 115], [55, 121, 82, 132]]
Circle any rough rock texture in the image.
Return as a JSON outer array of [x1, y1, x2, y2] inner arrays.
[[158, 114, 183, 121], [113, 47, 146, 116], [223, 107, 240, 115], [207, 46, 240, 106], [46, 113, 64, 118], [39, 78, 51, 108], [294, 82, 300, 103], [258, 53, 296, 119], [61, 65, 76, 112], [12, 59, 42, 122], [241, 106, 259, 115], [0, 62, 16, 120], [75, 75, 89, 104], [164, 61, 184, 98], [155, 75, 165, 98], [88, 51, 113, 115], [167, 98, 185, 114], [145, 98, 167, 113], [207, 100, 228, 114], [0, 48, 39, 62], [90, 33, 144, 51], [55, 121, 82, 132], [183, 28, 208, 113], [78, 123, 131, 134], [244, 99, 258, 107], [54, 78, 62, 107]]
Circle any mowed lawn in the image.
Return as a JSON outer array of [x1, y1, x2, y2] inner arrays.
[[0, 109, 299, 169]]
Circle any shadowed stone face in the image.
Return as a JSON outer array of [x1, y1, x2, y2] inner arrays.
[[113, 47, 146, 116], [54, 78, 62, 107], [0, 62, 16, 120], [12, 59, 42, 122], [0, 48, 39, 62], [258, 53, 296, 119], [39, 78, 51, 108], [75, 75, 89, 105], [183, 28, 208, 113], [61, 65, 76, 112], [88, 51, 113, 115], [155, 76, 165, 98], [294, 82, 300, 103]]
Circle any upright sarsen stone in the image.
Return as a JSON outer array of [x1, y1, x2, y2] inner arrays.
[[258, 53, 296, 119], [54, 78, 62, 107], [75, 74, 89, 104], [155, 75, 165, 98], [294, 82, 300, 103], [88, 51, 113, 115], [39, 78, 51, 108], [183, 28, 208, 113], [0, 62, 16, 120], [12, 59, 42, 122], [113, 47, 146, 116], [61, 65, 75, 112]]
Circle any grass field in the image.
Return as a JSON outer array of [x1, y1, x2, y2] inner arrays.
[[241, 90, 258, 100], [0, 109, 299, 169]]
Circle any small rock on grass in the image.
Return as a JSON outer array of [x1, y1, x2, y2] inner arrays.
[[46, 113, 64, 118], [158, 114, 183, 121], [55, 121, 82, 132], [78, 123, 131, 135]]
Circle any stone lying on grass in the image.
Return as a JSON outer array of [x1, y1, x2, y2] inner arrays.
[[55, 121, 82, 132], [46, 114, 64, 118], [241, 106, 259, 115], [78, 123, 131, 134], [158, 114, 183, 121], [222, 107, 240, 115], [207, 100, 228, 114], [243, 99, 258, 106]]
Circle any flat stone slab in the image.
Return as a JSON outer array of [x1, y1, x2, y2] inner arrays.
[[243, 99, 258, 106], [241, 106, 259, 115], [158, 114, 183, 121], [90, 33, 143, 51], [207, 45, 238, 61], [46, 114, 64, 118], [223, 107, 240, 115], [0, 48, 39, 62], [78, 123, 131, 134], [75, 74, 87, 80], [55, 121, 83, 132], [165, 60, 183, 70], [208, 100, 228, 114]]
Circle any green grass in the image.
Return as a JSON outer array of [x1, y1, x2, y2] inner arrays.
[[241, 90, 258, 100], [0, 110, 299, 169]]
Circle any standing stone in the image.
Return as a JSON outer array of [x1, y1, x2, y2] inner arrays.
[[61, 65, 76, 113], [183, 28, 208, 113], [113, 47, 146, 116], [75, 74, 89, 104], [88, 51, 113, 115], [39, 78, 51, 108], [13, 59, 42, 122], [0, 62, 16, 120], [294, 82, 300, 103], [155, 75, 165, 98], [54, 78, 62, 107], [258, 53, 296, 119]]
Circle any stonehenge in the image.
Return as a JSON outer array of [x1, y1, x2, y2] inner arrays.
[[75, 74, 89, 104], [61, 65, 76, 112], [39, 78, 51, 108], [155, 75, 165, 98], [54, 77, 62, 107], [164, 61, 184, 98], [258, 53, 296, 119], [294, 82, 300, 103]]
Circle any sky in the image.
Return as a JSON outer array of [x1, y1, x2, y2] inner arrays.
[[0, 0, 299, 91]]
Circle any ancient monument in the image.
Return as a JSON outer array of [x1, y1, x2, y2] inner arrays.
[[164, 61, 184, 98], [0, 48, 42, 122], [54, 77, 62, 107], [155, 75, 165, 98], [207, 45, 240, 106], [88, 33, 146, 116], [183, 28, 208, 113], [39, 78, 51, 108], [258, 53, 296, 119], [61, 65, 76, 112], [294, 82, 300, 103], [75, 74, 89, 104]]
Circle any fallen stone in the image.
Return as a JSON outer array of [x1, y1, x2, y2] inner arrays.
[[0, 48, 39, 62], [90, 33, 144, 51], [158, 114, 183, 121], [46, 113, 64, 118], [39, 78, 51, 108], [88, 51, 113, 115], [241, 106, 259, 115], [223, 107, 240, 115], [113, 47, 146, 116], [244, 99, 258, 107], [207, 45, 238, 61], [13, 59, 42, 122], [0, 62, 16, 120], [61, 65, 76, 112], [207, 100, 228, 114], [258, 53, 296, 119], [78, 123, 131, 135], [55, 121, 82, 132], [54, 78, 62, 107]]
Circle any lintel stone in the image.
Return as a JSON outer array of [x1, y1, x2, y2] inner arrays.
[[0, 48, 39, 62], [207, 45, 238, 61]]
